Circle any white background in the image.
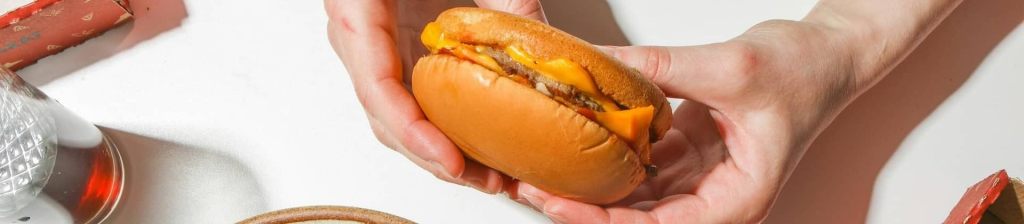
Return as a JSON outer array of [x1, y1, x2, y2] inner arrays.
[[14, 0, 1023, 223]]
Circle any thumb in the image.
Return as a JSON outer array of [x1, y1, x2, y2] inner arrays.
[[601, 43, 752, 105], [474, 0, 547, 23]]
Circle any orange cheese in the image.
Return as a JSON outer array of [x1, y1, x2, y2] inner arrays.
[[504, 46, 620, 112], [421, 22, 504, 73], [594, 106, 654, 143], [420, 21, 653, 144], [421, 22, 459, 53]]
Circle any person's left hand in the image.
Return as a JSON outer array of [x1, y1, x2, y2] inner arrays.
[[325, 0, 546, 195]]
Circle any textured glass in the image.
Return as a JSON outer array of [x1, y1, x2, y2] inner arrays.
[[0, 75, 57, 216]]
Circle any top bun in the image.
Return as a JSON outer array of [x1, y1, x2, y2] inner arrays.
[[433, 7, 672, 142]]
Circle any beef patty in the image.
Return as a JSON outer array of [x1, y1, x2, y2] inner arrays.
[[475, 46, 610, 114]]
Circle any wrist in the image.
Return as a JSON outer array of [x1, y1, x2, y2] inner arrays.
[[802, 3, 889, 96], [804, 0, 965, 95]]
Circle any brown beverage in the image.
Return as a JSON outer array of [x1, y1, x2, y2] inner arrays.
[[0, 68, 123, 224]]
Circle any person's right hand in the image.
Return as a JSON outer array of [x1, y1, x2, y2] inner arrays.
[[324, 0, 546, 194], [507, 0, 965, 220], [505, 19, 865, 223]]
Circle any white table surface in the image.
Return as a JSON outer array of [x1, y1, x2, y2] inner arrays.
[[15, 0, 1024, 223]]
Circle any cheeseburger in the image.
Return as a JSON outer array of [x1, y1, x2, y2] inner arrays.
[[411, 7, 672, 204]]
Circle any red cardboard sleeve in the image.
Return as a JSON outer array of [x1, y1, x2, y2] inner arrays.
[[946, 170, 1024, 224], [1, 0, 132, 70]]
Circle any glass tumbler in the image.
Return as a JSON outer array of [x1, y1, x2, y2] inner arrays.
[[0, 68, 123, 224]]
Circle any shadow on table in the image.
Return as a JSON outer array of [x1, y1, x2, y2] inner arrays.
[[100, 128, 268, 223], [19, 0, 188, 85], [543, 0, 631, 46], [765, 0, 1024, 223]]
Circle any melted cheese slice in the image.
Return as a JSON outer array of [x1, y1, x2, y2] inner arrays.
[[421, 22, 504, 73], [420, 21, 653, 144], [595, 106, 654, 143], [421, 22, 459, 52], [504, 46, 620, 112]]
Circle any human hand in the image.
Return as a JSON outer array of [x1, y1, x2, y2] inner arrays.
[[327, 0, 961, 222], [508, 18, 866, 223], [511, 0, 965, 217], [324, 0, 545, 194]]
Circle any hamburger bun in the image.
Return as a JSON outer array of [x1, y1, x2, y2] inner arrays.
[[412, 7, 671, 204]]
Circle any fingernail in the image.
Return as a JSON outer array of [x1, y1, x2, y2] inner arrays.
[[521, 189, 545, 209], [465, 177, 490, 194], [513, 198, 530, 206], [429, 161, 451, 179]]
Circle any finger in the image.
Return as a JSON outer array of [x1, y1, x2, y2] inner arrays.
[[513, 183, 553, 212], [543, 198, 611, 224], [600, 44, 755, 106], [645, 194, 708, 223], [325, 0, 463, 180], [514, 183, 600, 223], [518, 184, 713, 224], [474, 0, 548, 23], [402, 111, 509, 195], [325, 0, 401, 145], [396, 0, 446, 79], [389, 127, 507, 195], [503, 178, 539, 209], [548, 197, 714, 224], [459, 159, 507, 194], [367, 115, 400, 150], [516, 183, 656, 224], [401, 119, 468, 180]]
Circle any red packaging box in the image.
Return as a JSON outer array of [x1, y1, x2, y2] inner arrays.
[[946, 170, 1024, 224], [1, 0, 132, 70]]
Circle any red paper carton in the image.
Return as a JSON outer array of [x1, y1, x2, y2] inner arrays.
[[946, 170, 1024, 224], [1, 0, 132, 70]]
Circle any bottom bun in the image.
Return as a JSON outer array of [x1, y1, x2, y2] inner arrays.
[[412, 54, 645, 204]]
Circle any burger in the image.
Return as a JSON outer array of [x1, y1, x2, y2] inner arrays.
[[411, 7, 672, 204]]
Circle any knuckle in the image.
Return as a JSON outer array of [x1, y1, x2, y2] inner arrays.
[[368, 118, 398, 150], [370, 127, 389, 146], [323, 0, 349, 26], [643, 47, 675, 85], [722, 42, 760, 76], [706, 41, 764, 98], [353, 86, 375, 111], [323, 0, 357, 34], [505, 0, 542, 13], [472, 0, 544, 20], [521, 1, 544, 16], [718, 42, 762, 94]]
